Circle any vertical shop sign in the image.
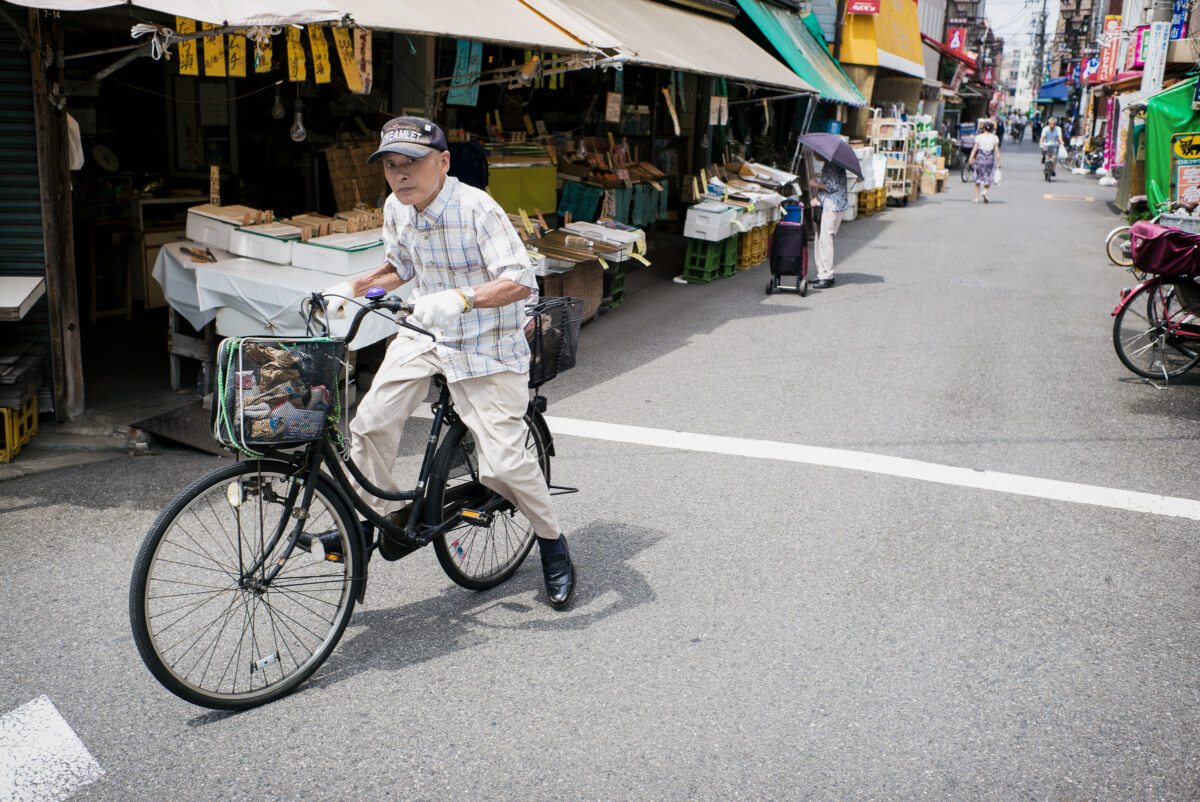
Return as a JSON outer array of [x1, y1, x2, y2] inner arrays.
[[176, 18, 198, 75], [447, 39, 482, 106], [605, 91, 622, 123], [1171, 0, 1189, 39], [1141, 20, 1170, 93], [1098, 16, 1121, 82], [201, 23, 226, 78], [1081, 56, 1099, 84], [307, 26, 332, 84], [1127, 26, 1148, 69], [254, 35, 272, 73], [226, 34, 246, 78], [331, 28, 364, 92], [354, 30, 373, 94], [1170, 133, 1200, 203], [286, 27, 306, 82]]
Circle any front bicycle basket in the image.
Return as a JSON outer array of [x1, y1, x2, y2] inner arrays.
[[526, 297, 583, 388], [211, 336, 347, 455]]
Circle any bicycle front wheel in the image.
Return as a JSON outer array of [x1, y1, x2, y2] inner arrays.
[[130, 460, 361, 709], [1113, 281, 1200, 379], [1105, 226, 1133, 267], [427, 414, 550, 591]]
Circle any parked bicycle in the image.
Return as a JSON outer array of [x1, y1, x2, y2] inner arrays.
[[1111, 221, 1200, 380], [129, 290, 582, 709]]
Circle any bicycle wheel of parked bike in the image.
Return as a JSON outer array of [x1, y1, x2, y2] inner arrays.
[[1105, 225, 1133, 267], [130, 460, 361, 709], [1112, 281, 1200, 379], [427, 415, 550, 591], [961, 160, 973, 183]]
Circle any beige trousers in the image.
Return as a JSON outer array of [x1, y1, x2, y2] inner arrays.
[[348, 344, 561, 539], [814, 208, 842, 281]]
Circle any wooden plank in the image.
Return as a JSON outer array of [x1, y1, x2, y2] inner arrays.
[[167, 331, 210, 362]]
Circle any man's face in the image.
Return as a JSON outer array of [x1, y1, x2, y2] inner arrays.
[[382, 150, 450, 210]]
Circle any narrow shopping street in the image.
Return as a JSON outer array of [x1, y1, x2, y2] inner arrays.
[[4, 141, 1200, 800]]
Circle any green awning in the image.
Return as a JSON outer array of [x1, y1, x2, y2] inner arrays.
[[1145, 76, 1199, 212], [734, 0, 866, 106]]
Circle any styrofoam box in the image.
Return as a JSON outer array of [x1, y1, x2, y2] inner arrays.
[[683, 218, 733, 242], [291, 230, 385, 276], [186, 211, 239, 252], [687, 202, 739, 228], [229, 225, 301, 265]]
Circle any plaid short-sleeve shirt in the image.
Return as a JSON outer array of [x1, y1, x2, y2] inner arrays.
[[383, 176, 538, 382]]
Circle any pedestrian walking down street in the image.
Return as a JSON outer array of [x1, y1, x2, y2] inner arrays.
[[969, 121, 1001, 204], [995, 117, 1005, 149], [809, 159, 849, 289]]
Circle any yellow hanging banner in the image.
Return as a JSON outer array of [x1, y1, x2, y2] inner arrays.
[[286, 27, 307, 82], [354, 29, 373, 93], [254, 36, 273, 73], [226, 33, 246, 77], [176, 18, 199, 76], [201, 23, 226, 78], [307, 26, 331, 84], [330, 28, 363, 92]]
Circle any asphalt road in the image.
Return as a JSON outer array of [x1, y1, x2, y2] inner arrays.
[[4, 141, 1200, 800]]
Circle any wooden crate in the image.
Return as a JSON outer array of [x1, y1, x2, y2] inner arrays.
[[323, 141, 387, 211], [539, 260, 603, 322]]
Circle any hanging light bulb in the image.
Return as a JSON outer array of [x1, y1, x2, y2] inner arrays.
[[290, 98, 307, 142], [271, 85, 285, 120]]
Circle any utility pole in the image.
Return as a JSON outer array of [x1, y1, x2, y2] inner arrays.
[[1032, 0, 1048, 100]]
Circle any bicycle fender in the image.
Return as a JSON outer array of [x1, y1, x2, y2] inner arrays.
[[1112, 277, 1158, 316], [528, 403, 555, 458]]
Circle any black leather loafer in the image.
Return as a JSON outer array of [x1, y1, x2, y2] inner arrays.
[[811, 278, 835, 289], [542, 535, 576, 609]]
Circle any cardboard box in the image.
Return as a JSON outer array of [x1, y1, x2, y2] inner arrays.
[[290, 229, 385, 276], [919, 172, 939, 195]]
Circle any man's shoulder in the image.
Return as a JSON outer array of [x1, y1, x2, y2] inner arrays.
[[450, 179, 503, 215]]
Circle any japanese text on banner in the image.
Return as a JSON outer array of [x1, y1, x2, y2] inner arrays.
[[254, 36, 272, 72], [331, 28, 363, 92], [176, 17, 198, 75], [287, 27, 307, 82], [227, 34, 246, 77], [307, 26, 331, 84], [201, 23, 226, 77]]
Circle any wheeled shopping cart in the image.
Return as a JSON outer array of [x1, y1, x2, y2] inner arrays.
[[766, 220, 809, 296]]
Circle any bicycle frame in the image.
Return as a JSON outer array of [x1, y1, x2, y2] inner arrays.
[[1112, 277, 1200, 342]]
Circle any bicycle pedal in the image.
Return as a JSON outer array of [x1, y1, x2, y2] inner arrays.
[[458, 508, 493, 526]]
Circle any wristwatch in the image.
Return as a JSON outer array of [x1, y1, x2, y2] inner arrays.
[[458, 286, 476, 312]]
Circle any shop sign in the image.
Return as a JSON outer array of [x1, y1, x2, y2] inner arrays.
[[307, 26, 331, 84], [286, 27, 306, 82], [1081, 56, 1099, 84], [1172, 0, 1190, 40], [1127, 26, 1148, 69], [1140, 20, 1170, 93], [226, 34, 245, 78], [1170, 132, 1200, 203], [950, 62, 966, 92], [331, 28, 363, 92], [946, 27, 968, 54], [982, 66, 993, 84], [606, 92, 622, 123], [947, 17, 968, 24], [176, 17, 198, 76], [201, 23, 226, 78], [848, 0, 880, 14], [1098, 16, 1121, 83]]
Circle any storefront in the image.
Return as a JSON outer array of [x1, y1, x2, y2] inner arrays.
[[835, 0, 926, 137]]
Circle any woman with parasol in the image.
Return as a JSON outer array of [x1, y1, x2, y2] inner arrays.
[[800, 134, 864, 290]]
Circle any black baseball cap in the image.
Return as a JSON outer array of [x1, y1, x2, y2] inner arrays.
[[366, 117, 448, 163]]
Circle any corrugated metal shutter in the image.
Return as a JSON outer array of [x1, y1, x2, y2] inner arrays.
[[0, 22, 54, 414]]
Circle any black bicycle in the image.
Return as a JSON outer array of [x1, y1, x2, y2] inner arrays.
[[129, 289, 582, 709]]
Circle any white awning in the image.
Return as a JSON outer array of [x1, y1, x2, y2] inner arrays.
[[337, 0, 596, 53], [524, 0, 816, 92], [3, 0, 340, 27]]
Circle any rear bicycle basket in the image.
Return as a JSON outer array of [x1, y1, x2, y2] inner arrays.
[[211, 336, 347, 455], [526, 297, 583, 388], [1131, 220, 1200, 278]]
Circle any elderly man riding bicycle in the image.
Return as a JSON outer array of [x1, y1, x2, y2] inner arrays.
[[322, 117, 576, 609]]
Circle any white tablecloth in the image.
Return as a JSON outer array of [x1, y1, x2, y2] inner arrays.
[[152, 241, 406, 350]]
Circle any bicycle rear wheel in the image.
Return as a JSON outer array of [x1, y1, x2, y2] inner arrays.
[[129, 460, 361, 709], [1112, 281, 1200, 379], [1105, 226, 1133, 267], [427, 414, 549, 591]]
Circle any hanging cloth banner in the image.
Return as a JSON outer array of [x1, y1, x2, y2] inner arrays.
[[331, 28, 364, 93], [227, 33, 246, 77], [307, 26, 332, 84], [354, 30, 373, 94], [176, 17, 198, 76], [661, 87, 680, 136], [287, 27, 307, 82], [254, 36, 272, 73], [447, 39, 482, 106], [201, 23, 226, 78]]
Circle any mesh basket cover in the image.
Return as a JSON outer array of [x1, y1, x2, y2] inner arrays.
[[212, 337, 346, 451], [527, 298, 583, 388]]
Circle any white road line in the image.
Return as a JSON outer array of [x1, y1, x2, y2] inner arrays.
[[0, 696, 104, 802], [545, 416, 1200, 521]]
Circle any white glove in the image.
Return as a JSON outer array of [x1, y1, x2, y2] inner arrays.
[[410, 289, 466, 331], [321, 281, 355, 319]]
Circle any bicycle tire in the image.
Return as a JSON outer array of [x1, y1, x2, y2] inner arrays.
[[130, 460, 361, 709], [1112, 281, 1200, 379], [961, 160, 973, 183], [427, 414, 549, 591], [1105, 226, 1133, 267]]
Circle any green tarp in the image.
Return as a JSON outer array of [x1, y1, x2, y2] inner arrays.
[[1145, 76, 1199, 211], [734, 0, 866, 106]]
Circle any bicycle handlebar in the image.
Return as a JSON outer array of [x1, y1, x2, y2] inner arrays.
[[303, 290, 434, 343]]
